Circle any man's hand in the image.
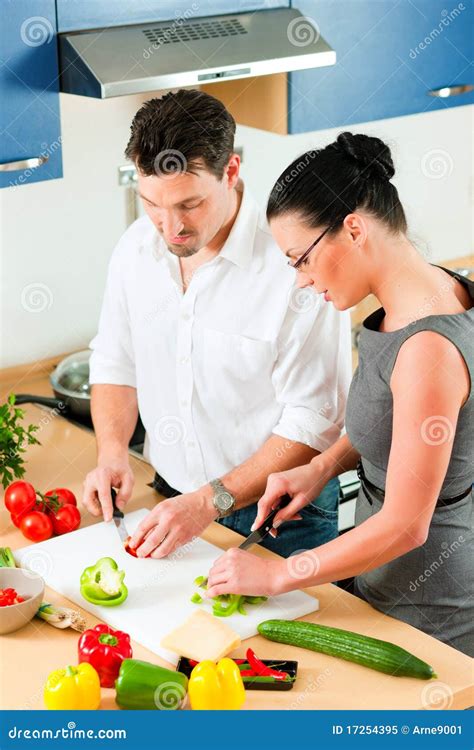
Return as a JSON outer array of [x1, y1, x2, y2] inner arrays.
[[129, 487, 218, 558], [82, 453, 134, 522]]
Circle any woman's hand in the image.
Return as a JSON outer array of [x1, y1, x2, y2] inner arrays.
[[251, 456, 335, 533], [206, 548, 285, 598]]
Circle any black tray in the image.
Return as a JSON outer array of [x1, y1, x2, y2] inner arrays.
[[176, 656, 298, 691]]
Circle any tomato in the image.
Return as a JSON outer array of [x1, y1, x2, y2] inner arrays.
[[44, 488, 77, 507], [50, 504, 81, 535], [4, 481, 36, 515], [20, 511, 54, 542], [11, 510, 29, 528]]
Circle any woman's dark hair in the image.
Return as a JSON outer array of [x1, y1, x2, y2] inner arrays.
[[267, 132, 407, 234], [125, 89, 236, 179]]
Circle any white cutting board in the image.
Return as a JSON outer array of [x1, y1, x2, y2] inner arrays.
[[14, 509, 319, 664]]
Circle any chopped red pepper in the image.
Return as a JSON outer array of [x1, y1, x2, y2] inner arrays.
[[124, 536, 152, 558], [246, 648, 289, 681], [0, 587, 25, 606], [78, 624, 132, 687], [124, 537, 138, 557]]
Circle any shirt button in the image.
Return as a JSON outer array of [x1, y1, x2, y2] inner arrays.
[[181, 399, 188, 407], [180, 356, 189, 364], [181, 312, 191, 321], [187, 440, 195, 449]]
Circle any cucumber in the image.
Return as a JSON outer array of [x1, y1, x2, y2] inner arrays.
[[257, 620, 436, 680]]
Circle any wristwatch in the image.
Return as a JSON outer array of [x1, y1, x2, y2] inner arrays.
[[209, 479, 236, 518]]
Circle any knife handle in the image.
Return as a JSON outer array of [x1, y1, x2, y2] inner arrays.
[[110, 487, 124, 519], [261, 493, 292, 531]]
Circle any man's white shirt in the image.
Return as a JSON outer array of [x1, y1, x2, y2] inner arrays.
[[89, 183, 352, 493]]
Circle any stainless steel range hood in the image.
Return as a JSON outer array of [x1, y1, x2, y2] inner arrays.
[[58, 8, 335, 99]]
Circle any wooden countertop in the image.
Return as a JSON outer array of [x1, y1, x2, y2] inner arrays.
[[0, 372, 473, 711]]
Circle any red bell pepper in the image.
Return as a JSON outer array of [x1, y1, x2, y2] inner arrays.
[[78, 624, 132, 687]]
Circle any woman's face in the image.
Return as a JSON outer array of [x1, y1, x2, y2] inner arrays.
[[270, 211, 371, 310]]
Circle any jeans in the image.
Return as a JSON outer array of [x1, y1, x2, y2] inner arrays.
[[149, 472, 340, 560], [218, 477, 341, 558]]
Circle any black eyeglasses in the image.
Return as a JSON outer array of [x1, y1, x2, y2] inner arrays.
[[288, 224, 334, 270]]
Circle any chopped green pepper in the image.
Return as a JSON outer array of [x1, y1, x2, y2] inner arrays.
[[190, 575, 268, 617], [80, 557, 128, 607]]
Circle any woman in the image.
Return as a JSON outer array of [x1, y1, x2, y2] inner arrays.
[[206, 132, 473, 656]]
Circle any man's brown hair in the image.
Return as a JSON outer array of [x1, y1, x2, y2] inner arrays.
[[125, 89, 236, 179]]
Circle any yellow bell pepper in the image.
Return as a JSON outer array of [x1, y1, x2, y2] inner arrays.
[[188, 658, 246, 710], [44, 663, 101, 710]]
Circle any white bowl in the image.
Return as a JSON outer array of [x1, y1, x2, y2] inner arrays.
[[0, 568, 45, 634]]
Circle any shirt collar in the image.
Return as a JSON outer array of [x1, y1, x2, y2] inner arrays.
[[150, 180, 261, 271], [218, 180, 260, 270]]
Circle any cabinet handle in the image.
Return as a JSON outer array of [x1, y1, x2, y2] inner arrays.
[[0, 155, 49, 172], [428, 84, 474, 98]]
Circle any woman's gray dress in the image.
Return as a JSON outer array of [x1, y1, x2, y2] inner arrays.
[[345, 268, 473, 656]]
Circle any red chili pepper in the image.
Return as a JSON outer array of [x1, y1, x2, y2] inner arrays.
[[246, 648, 289, 681], [78, 624, 132, 687]]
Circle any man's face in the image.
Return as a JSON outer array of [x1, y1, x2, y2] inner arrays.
[[136, 158, 238, 257]]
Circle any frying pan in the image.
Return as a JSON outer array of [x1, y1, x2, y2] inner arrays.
[[14, 350, 92, 418]]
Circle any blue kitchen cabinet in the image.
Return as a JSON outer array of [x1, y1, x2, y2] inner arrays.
[[56, 0, 289, 32], [289, 0, 474, 132], [0, 0, 62, 188]]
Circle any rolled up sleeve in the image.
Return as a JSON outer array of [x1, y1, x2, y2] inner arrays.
[[271, 288, 352, 452], [89, 244, 136, 388]]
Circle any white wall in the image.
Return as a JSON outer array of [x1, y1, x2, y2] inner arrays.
[[0, 92, 472, 368]]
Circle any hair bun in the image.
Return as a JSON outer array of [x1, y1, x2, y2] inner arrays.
[[336, 132, 395, 182]]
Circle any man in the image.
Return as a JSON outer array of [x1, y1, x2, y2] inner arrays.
[[83, 89, 352, 559]]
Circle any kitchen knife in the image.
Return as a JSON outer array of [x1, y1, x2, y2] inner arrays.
[[111, 487, 129, 544], [238, 494, 292, 551]]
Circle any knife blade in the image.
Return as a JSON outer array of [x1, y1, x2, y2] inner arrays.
[[238, 494, 292, 550], [111, 487, 129, 544]]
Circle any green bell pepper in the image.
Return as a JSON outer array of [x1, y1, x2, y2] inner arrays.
[[115, 659, 188, 710], [80, 557, 128, 607]]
